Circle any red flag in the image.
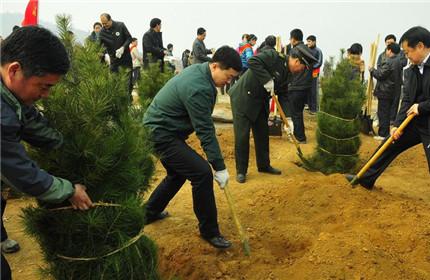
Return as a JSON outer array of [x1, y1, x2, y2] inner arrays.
[[21, 0, 38, 26]]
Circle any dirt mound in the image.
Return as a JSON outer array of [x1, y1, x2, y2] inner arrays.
[[3, 113, 430, 280]]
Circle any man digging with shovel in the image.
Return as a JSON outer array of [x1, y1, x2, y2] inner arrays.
[[346, 26, 430, 189]]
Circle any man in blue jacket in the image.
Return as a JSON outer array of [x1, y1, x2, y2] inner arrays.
[[1, 26, 93, 280], [143, 46, 241, 249]]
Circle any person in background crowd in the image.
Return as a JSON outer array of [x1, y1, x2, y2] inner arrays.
[[306, 35, 323, 114], [142, 18, 167, 71], [192, 27, 215, 64], [369, 43, 403, 140], [87, 22, 102, 42], [130, 38, 143, 87]]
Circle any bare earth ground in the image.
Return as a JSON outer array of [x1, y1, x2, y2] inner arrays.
[[4, 99, 430, 280]]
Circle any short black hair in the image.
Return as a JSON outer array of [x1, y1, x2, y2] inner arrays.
[[386, 42, 400, 54], [290, 29, 303, 41], [150, 18, 161, 28], [100, 13, 111, 21], [131, 37, 138, 42], [211, 46, 242, 72], [307, 35, 316, 41], [348, 43, 363, 55], [167, 43, 173, 49], [385, 34, 396, 42], [93, 22, 102, 29], [248, 34, 257, 41], [400, 26, 430, 48], [1, 26, 70, 77], [265, 35, 276, 48], [197, 27, 206, 35]]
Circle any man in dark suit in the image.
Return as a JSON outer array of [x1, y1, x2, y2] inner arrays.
[[347, 26, 430, 189], [229, 36, 317, 183]]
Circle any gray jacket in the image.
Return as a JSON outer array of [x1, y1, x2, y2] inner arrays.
[[192, 38, 212, 64]]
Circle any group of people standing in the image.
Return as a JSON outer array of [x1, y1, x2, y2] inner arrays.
[[1, 12, 429, 280]]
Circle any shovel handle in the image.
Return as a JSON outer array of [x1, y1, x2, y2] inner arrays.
[[271, 90, 303, 155], [354, 113, 416, 181], [223, 184, 251, 256]]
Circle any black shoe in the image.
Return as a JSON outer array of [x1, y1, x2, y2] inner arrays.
[[258, 166, 282, 175], [145, 211, 169, 225], [236, 173, 246, 183], [345, 174, 373, 190], [202, 235, 232, 249]]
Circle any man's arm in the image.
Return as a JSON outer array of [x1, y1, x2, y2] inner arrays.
[[120, 22, 132, 50], [183, 90, 225, 171], [21, 106, 63, 149]]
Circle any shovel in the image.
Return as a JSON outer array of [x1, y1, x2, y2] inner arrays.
[[350, 113, 416, 185], [270, 90, 307, 162], [223, 183, 250, 256]]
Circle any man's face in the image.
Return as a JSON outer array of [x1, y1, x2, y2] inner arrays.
[[307, 39, 315, 48], [402, 40, 426, 65], [94, 25, 102, 33], [210, 63, 239, 87], [250, 39, 257, 46], [6, 62, 61, 105], [154, 24, 161, 32], [100, 16, 112, 29], [290, 38, 299, 46], [385, 38, 395, 46], [288, 57, 306, 73], [198, 32, 207, 41]]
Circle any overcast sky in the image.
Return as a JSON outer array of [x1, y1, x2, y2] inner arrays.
[[2, 0, 430, 66]]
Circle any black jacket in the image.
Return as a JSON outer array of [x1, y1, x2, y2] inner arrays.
[[230, 47, 289, 122], [394, 58, 430, 131], [142, 29, 165, 66], [99, 20, 132, 70], [370, 54, 402, 99], [286, 42, 312, 91]]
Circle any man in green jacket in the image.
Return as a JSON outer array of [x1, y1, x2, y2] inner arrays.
[[229, 37, 317, 183], [143, 46, 242, 249], [1, 26, 93, 280]]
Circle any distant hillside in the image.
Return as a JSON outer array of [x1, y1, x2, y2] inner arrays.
[[0, 13, 88, 42]]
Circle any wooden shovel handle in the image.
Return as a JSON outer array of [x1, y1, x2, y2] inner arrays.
[[355, 113, 416, 180]]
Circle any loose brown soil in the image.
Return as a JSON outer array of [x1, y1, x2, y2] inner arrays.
[[3, 112, 430, 280]]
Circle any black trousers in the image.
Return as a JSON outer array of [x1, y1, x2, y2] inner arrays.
[[146, 138, 220, 238], [232, 107, 270, 175], [278, 94, 292, 118], [287, 90, 308, 142], [131, 67, 141, 86], [1, 254, 12, 280], [377, 98, 394, 137], [1, 196, 7, 242], [360, 119, 430, 187], [307, 77, 319, 112], [1, 196, 11, 280]]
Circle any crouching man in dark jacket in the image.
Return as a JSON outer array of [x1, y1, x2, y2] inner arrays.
[[1, 26, 93, 280]]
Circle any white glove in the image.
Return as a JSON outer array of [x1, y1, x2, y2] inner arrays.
[[263, 79, 274, 92], [115, 46, 125, 59], [214, 169, 229, 189]]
